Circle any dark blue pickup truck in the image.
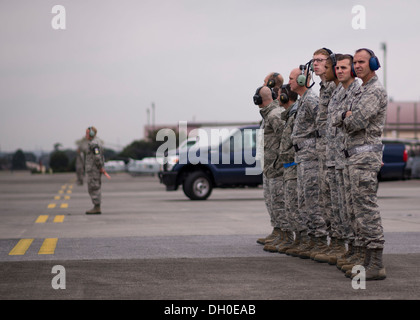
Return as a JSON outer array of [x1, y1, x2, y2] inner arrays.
[[379, 141, 408, 180], [158, 125, 262, 200], [158, 125, 409, 199]]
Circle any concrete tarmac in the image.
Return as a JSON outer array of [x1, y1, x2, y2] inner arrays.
[[0, 171, 419, 303]]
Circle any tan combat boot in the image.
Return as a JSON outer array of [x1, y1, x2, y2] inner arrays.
[[336, 242, 355, 269], [297, 235, 317, 259], [256, 227, 281, 245], [86, 205, 101, 215], [312, 237, 335, 261], [285, 231, 305, 256], [350, 248, 386, 280], [263, 230, 284, 252], [313, 237, 335, 262], [286, 231, 309, 257], [277, 231, 295, 254], [364, 248, 386, 280], [310, 236, 331, 260], [315, 238, 346, 264], [346, 249, 371, 278], [341, 246, 366, 273]]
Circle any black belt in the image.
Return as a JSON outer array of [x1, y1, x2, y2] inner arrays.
[[316, 129, 326, 138], [293, 137, 316, 152], [343, 144, 383, 158]]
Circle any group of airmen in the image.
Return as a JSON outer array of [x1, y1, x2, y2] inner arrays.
[[255, 47, 388, 281]]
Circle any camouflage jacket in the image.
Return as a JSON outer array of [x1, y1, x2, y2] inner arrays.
[[259, 100, 286, 178], [316, 81, 337, 157], [334, 75, 387, 169], [291, 88, 319, 163], [85, 136, 105, 172], [327, 80, 360, 168], [279, 101, 298, 181]]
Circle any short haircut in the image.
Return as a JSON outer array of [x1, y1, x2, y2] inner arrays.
[[355, 48, 375, 57], [336, 54, 353, 64], [313, 48, 331, 57]]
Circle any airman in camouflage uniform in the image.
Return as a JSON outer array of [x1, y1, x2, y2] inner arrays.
[[334, 49, 387, 280], [313, 49, 337, 243], [331, 73, 360, 266], [85, 126, 105, 215], [315, 54, 360, 264], [289, 67, 328, 259], [277, 84, 300, 254], [257, 74, 285, 246], [254, 82, 288, 252], [75, 137, 88, 185]]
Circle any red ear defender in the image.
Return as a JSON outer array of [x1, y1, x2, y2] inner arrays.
[[347, 54, 357, 77]]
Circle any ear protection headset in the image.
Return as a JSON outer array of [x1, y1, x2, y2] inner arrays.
[[88, 127, 95, 137], [345, 54, 357, 77], [253, 86, 277, 105], [279, 84, 290, 104], [267, 72, 280, 88], [359, 48, 381, 71], [322, 47, 338, 78], [297, 65, 307, 87]]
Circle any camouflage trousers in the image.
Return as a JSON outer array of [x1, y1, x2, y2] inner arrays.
[[263, 175, 288, 230], [297, 160, 327, 237], [347, 165, 384, 249], [335, 166, 354, 242], [87, 170, 102, 206], [326, 166, 351, 240], [76, 167, 84, 184], [284, 176, 300, 233], [318, 157, 332, 235]]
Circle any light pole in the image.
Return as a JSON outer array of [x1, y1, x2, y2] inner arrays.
[[152, 102, 155, 131], [381, 42, 387, 92]]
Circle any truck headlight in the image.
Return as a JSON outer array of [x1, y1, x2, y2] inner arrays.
[[165, 155, 179, 171]]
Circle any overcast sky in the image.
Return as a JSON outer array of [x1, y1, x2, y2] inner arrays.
[[0, 0, 419, 153]]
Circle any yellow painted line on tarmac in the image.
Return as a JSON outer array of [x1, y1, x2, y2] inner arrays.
[[54, 215, 65, 223], [47, 203, 56, 209], [64, 195, 70, 200], [68, 185, 73, 189], [58, 190, 64, 194], [54, 196, 61, 200], [9, 239, 34, 256], [60, 203, 68, 209], [66, 190, 72, 194], [35, 215, 49, 223], [38, 238, 58, 255]]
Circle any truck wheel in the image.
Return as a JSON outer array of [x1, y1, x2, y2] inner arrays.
[[183, 171, 213, 200]]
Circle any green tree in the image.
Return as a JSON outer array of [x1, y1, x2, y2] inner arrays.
[[49, 151, 69, 172], [118, 129, 180, 160], [12, 149, 27, 170]]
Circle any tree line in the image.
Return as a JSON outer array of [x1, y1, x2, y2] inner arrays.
[[0, 129, 176, 172]]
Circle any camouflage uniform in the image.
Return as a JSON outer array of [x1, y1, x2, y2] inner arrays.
[[316, 81, 337, 236], [85, 136, 105, 206], [325, 84, 344, 240], [279, 101, 300, 233], [335, 75, 387, 249], [292, 89, 327, 238], [260, 100, 288, 231], [329, 80, 360, 243], [76, 138, 88, 185]]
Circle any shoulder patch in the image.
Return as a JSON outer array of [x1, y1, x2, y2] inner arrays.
[[94, 147, 100, 155]]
